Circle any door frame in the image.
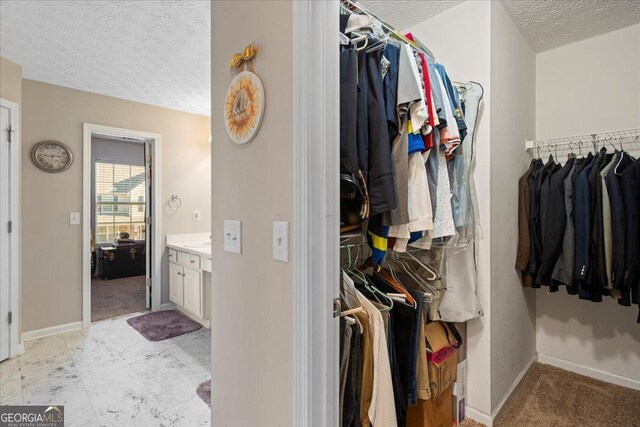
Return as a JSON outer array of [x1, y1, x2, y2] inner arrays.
[[1, 98, 21, 358], [292, 1, 340, 425], [82, 123, 162, 328]]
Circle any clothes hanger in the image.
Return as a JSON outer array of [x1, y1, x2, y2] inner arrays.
[[406, 251, 439, 281], [350, 245, 394, 311], [358, 258, 416, 306]]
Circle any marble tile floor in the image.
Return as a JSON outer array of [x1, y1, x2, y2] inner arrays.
[[0, 313, 211, 426]]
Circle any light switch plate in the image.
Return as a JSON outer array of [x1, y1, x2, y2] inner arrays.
[[224, 220, 241, 254], [273, 221, 289, 262], [70, 212, 80, 225], [193, 210, 201, 221]]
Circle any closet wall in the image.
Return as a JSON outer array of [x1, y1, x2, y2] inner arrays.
[[406, 0, 538, 419], [535, 23, 640, 388], [210, 1, 295, 425]]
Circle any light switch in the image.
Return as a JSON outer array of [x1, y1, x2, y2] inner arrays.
[[273, 221, 289, 262], [224, 220, 241, 254], [70, 212, 80, 225], [193, 210, 201, 221]]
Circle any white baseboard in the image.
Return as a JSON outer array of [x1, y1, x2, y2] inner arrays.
[[538, 353, 640, 391], [21, 321, 83, 342], [159, 302, 176, 311], [465, 405, 493, 427], [464, 353, 537, 427], [491, 353, 537, 420], [17, 343, 25, 355]]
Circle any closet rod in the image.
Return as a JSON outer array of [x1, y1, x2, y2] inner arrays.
[[341, 0, 436, 60], [525, 127, 640, 153]]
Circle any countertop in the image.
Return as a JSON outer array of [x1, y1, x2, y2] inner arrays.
[[166, 233, 212, 258]]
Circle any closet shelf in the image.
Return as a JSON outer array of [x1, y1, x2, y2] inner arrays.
[[525, 127, 640, 153]]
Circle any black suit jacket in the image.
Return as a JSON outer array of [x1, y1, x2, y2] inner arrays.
[[527, 159, 544, 280], [605, 153, 634, 299], [621, 159, 640, 307], [537, 158, 575, 287]]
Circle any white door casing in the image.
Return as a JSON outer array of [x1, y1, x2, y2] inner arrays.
[[83, 123, 161, 328], [0, 98, 20, 360], [292, 1, 340, 425], [0, 105, 11, 361]]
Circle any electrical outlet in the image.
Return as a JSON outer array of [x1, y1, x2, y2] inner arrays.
[[224, 220, 241, 254], [70, 212, 80, 225], [273, 221, 289, 262], [193, 210, 201, 221]]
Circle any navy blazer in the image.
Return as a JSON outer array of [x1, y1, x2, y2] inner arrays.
[[573, 155, 597, 297]]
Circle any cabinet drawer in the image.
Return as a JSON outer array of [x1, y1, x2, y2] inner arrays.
[[189, 254, 201, 270], [168, 249, 177, 262], [177, 250, 190, 266]]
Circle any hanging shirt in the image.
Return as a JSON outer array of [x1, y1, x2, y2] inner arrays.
[[343, 273, 398, 427], [432, 68, 461, 156], [397, 44, 427, 132]]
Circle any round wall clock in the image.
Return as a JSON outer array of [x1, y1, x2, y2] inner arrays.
[[224, 70, 265, 144], [31, 140, 73, 173]]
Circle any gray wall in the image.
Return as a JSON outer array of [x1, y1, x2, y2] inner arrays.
[[90, 137, 145, 242]]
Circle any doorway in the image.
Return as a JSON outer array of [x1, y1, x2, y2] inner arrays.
[[0, 98, 20, 361], [90, 135, 149, 321], [82, 123, 161, 328]]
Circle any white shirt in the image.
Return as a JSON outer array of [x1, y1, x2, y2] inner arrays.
[[342, 273, 398, 427]]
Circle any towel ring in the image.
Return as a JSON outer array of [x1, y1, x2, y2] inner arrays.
[[168, 194, 182, 210]]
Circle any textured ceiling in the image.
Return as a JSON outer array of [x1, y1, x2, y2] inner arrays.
[[0, 0, 210, 116], [361, 0, 640, 53], [501, 0, 640, 52], [360, 1, 464, 29]]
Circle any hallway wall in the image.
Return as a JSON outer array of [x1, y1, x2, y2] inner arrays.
[[535, 23, 640, 388], [210, 1, 295, 425]]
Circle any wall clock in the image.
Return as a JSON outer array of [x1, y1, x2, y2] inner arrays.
[[224, 71, 265, 144], [31, 140, 73, 173]]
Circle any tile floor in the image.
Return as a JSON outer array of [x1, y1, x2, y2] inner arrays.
[[0, 313, 211, 426]]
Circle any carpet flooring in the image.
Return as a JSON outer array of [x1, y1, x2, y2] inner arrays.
[[462, 362, 640, 427], [91, 275, 147, 322]]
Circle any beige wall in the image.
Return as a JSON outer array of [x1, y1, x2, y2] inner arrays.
[[21, 79, 211, 333], [211, 1, 294, 425], [535, 23, 640, 385], [1, 56, 23, 343], [1, 56, 22, 104]]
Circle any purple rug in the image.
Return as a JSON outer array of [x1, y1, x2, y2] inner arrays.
[[197, 380, 211, 406], [127, 310, 201, 341]]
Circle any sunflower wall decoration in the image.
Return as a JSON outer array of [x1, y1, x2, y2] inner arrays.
[[225, 44, 265, 144]]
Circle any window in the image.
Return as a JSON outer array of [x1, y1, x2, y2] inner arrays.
[[95, 161, 146, 243]]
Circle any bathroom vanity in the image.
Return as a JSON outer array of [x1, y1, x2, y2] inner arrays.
[[166, 233, 212, 327]]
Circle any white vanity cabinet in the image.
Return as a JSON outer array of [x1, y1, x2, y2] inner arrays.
[[167, 236, 212, 327]]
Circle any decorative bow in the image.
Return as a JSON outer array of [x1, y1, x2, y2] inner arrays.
[[228, 43, 257, 71]]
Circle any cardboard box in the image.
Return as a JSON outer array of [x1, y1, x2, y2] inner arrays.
[[407, 385, 453, 427], [452, 360, 467, 425], [425, 322, 459, 397]]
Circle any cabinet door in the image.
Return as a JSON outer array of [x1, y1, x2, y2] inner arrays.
[[183, 267, 202, 318], [169, 262, 184, 305]]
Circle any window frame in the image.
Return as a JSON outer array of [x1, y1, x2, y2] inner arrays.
[[94, 158, 147, 244]]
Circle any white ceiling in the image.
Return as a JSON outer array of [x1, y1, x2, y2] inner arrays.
[[1, 1, 638, 116], [0, 0, 211, 116], [361, 0, 640, 52], [501, 0, 640, 52]]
